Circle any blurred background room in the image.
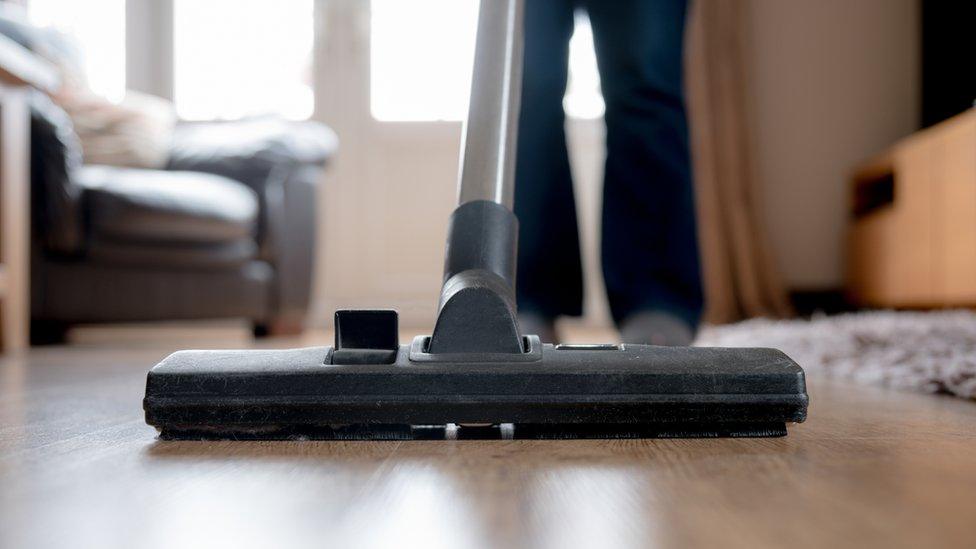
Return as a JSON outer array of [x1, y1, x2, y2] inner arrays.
[[2, 2, 976, 548], [0, 0, 972, 385]]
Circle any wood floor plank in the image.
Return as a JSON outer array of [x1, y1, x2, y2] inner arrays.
[[1, 332, 974, 549]]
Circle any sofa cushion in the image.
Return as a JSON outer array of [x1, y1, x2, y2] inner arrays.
[[76, 165, 258, 245]]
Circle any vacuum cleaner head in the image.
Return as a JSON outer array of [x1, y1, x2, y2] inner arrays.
[[143, 0, 808, 441], [144, 312, 807, 440]]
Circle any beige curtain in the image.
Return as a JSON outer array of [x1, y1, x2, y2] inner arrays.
[[685, 0, 793, 324]]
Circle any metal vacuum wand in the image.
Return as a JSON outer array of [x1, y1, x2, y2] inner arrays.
[[457, 0, 524, 210]]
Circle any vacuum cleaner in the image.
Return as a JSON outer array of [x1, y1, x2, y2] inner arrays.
[[144, 0, 808, 440]]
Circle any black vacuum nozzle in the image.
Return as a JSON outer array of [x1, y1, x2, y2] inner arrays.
[[144, 310, 808, 440]]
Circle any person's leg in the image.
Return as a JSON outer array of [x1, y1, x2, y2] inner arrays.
[[514, 0, 581, 340], [584, 0, 703, 341]]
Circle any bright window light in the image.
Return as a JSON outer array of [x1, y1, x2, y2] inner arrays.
[[28, 0, 126, 103], [174, 0, 314, 121], [370, 0, 479, 122], [370, 3, 603, 122]]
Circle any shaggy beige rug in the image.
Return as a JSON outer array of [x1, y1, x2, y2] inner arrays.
[[697, 310, 976, 400]]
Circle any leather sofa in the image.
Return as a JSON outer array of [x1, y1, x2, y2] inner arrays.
[[29, 93, 337, 343]]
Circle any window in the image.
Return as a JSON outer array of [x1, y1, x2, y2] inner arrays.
[[370, 0, 479, 122], [370, 2, 604, 122], [173, 0, 314, 121], [28, 0, 126, 102]]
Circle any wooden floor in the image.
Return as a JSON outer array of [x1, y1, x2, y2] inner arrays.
[[1, 325, 975, 549]]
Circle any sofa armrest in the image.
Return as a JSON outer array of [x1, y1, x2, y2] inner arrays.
[[165, 118, 335, 324], [166, 117, 337, 192], [260, 163, 321, 326]]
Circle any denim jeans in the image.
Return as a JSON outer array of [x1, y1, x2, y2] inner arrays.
[[514, 0, 703, 329]]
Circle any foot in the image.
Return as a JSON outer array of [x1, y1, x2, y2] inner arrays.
[[620, 311, 695, 346], [518, 311, 558, 344]]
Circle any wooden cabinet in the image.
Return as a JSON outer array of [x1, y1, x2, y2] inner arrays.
[[847, 109, 976, 307]]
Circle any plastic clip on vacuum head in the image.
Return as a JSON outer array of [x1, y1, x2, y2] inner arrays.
[[143, 0, 808, 440]]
